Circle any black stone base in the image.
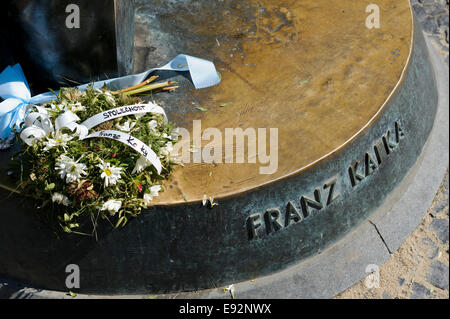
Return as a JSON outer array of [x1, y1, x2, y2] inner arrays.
[[0, 18, 439, 294]]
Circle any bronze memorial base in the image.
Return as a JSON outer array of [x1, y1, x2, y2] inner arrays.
[[0, 0, 440, 294]]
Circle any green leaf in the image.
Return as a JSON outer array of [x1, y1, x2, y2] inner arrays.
[[220, 102, 233, 107], [45, 183, 55, 191], [68, 291, 77, 298], [116, 216, 126, 228], [196, 107, 208, 112], [48, 88, 59, 99], [62, 226, 72, 233]]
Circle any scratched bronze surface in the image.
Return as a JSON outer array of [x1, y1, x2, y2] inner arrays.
[[131, 0, 413, 205], [0, 0, 413, 206]]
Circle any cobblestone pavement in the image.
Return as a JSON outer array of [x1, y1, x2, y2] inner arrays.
[[336, 171, 449, 299], [337, 1, 449, 299], [412, 0, 449, 66]]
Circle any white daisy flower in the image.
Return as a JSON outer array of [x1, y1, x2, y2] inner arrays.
[[67, 102, 85, 113], [148, 120, 162, 136], [171, 128, 180, 141], [101, 200, 122, 215], [143, 185, 162, 206], [224, 285, 236, 299], [132, 155, 151, 174], [104, 91, 116, 106], [98, 160, 122, 187], [202, 195, 219, 208], [52, 192, 71, 206], [44, 131, 73, 151], [57, 101, 68, 110], [160, 142, 174, 157], [150, 185, 161, 196], [143, 193, 153, 206], [116, 121, 136, 132], [148, 120, 159, 131], [55, 155, 87, 184], [134, 112, 146, 120], [45, 103, 59, 113]]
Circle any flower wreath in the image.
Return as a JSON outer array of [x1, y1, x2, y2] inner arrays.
[[10, 84, 179, 236]]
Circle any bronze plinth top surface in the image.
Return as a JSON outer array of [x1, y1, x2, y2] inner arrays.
[[0, 0, 413, 206], [134, 0, 413, 205]]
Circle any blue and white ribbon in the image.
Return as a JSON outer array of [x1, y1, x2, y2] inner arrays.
[[0, 65, 54, 139], [0, 54, 221, 140]]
